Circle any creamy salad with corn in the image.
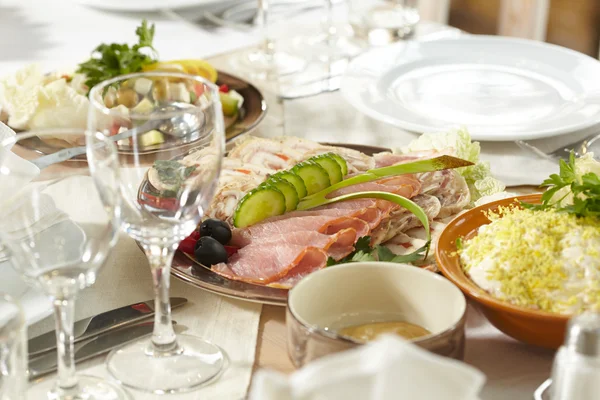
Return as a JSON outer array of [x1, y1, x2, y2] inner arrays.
[[459, 153, 600, 315]]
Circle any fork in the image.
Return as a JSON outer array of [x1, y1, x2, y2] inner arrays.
[[516, 132, 600, 162]]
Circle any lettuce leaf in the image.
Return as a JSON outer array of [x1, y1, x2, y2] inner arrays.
[[401, 128, 505, 203]]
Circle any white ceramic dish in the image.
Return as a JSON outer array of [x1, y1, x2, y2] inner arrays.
[[341, 35, 600, 142], [286, 262, 467, 366], [75, 0, 223, 12]]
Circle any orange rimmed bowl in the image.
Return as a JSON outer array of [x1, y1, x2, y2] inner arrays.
[[436, 194, 569, 349]]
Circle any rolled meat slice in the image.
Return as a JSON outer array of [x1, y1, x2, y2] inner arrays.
[[327, 176, 420, 199], [212, 244, 327, 285], [230, 215, 370, 248], [264, 206, 383, 230], [227, 136, 304, 170], [206, 174, 265, 222]]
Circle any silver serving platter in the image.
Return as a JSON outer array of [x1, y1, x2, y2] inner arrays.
[[170, 143, 389, 306]]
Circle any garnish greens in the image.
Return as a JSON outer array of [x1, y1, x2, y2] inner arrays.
[[521, 152, 600, 218], [326, 236, 429, 266], [76, 20, 158, 92], [401, 128, 506, 204], [153, 160, 196, 193]]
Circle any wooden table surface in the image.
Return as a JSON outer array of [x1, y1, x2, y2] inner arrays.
[[255, 305, 294, 374]]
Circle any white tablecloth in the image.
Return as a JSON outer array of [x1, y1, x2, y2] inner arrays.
[[0, 0, 566, 398]]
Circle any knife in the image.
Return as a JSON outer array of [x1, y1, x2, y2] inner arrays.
[[28, 297, 187, 357], [29, 123, 154, 170], [28, 321, 176, 380]]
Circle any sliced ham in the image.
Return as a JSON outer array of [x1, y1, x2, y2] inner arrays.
[[212, 244, 327, 284], [372, 149, 454, 168], [230, 215, 369, 247], [232, 228, 356, 262], [265, 207, 383, 230]]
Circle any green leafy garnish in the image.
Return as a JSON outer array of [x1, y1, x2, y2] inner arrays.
[[327, 236, 429, 266], [522, 152, 600, 218], [152, 160, 196, 192], [76, 20, 158, 93]]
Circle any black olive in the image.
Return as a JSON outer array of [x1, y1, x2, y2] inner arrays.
[[200, 219, 232, 245], [194, 236, 228, 266]]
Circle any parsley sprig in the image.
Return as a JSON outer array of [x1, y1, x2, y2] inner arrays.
[[521, 152, 600, 218], [76, 20, 158, 93], [326, 236, 430, 266]]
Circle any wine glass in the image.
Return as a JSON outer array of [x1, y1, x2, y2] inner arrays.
[[234, 0, 306, 78], [0, 130, 128, 400], [293, 0, 364, 62], [86, 72, 225, 393]]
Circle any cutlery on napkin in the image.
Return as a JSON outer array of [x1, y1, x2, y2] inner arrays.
[[249, 335, 486, 400], [28, 297, 188, 357]]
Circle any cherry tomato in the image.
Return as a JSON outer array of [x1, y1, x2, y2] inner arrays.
[[178, 237, 197, 255], [193, 83, 205, 98], [219, 84, 229, 93], [190, 230, 201, 240], [138, 192, 179, 212], [224, 245, 239, 257], [109, 122, 121, 136]]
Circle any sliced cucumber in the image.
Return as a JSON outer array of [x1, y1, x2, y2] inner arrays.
[[261, 177, 299, 212], [328, 153, 348, 176], [270, 171, 307, 199], [311, 154, 343, 185], [233, 185, 286, 228], [291, 161, 331, 196]]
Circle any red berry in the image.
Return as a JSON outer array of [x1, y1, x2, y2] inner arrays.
[[178, 238, 197, 255], [219, 84, 229, 93], [224, 245, 238, 257]]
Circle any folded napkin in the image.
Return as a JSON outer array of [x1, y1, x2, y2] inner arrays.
[[0, 122, 67, 239], [249, 335, 486, 400]]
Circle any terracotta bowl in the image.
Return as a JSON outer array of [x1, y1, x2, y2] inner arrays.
[[286, 262, 467, 368], [436, 194, 569, 349]]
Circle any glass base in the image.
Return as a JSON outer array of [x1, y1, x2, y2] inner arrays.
[[29, 375, 130, 400], [234, 48, 306, 79], [293, 33, 364, 62], [106, 334, 225, 394]]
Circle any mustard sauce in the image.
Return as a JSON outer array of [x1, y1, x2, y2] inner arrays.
[[339, 321, 430, 342]]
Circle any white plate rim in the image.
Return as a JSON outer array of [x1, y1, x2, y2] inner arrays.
[[341, 35, 600, 142], [75, 0, 222, 12]]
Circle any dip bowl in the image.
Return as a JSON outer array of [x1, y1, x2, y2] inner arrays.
[[436, 194, 569, 349], [286, 262, 467, 368]]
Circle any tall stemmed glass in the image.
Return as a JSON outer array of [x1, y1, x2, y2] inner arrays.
[[86, 72, 225, 393], [0, 130, 127, 400], [235, 0, 306, 78], [294, 0, 363, 61]]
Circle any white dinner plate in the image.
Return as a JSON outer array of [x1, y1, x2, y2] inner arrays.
[[75, 0, 223, 12], [341, 35, 600, 141]]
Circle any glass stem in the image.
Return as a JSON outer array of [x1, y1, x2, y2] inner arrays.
[[325, 0, 337, 38], [142, 243, 179, 355], [257, 0, 275, 60], [53, 297, 78, 393]]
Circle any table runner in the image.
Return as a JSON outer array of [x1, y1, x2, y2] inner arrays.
[[25, 176, 262, 399]]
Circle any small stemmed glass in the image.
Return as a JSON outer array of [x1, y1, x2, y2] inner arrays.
[[0, 130, 128, 399], [86, 72, 225, 393], [293, 0, 363, 62], [234, 0, 306, 78]]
